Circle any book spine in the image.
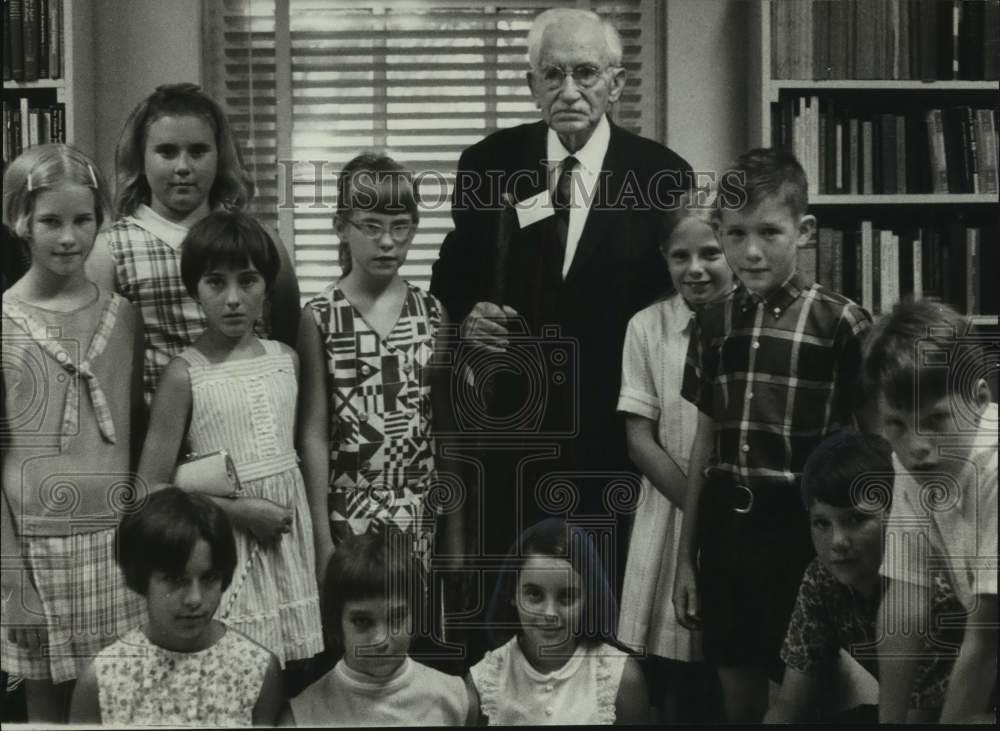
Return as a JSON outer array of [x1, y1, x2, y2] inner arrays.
[[10, 0, 24, 80], [38, 0, 47, 78], [3, 0, 12, 81], [19, 96, 30, 151], [873, 227, 882, 313], [832, 229, 844, 295], [976, 108, 998, 194], [898, 0, 911, 79], [985, 0, 1000, 80], [965, 105, 980, 193], [861, 221, 874, 313], [27, 108, 39, 147], [48, 0, 60, 79], [850, 117, 860, 193], [960, 0, 986, 79], [895, 114, 907, 193], [801, 230, 818, 282], [950, 0, 961, 79], [912, 232, 923, 299], [879, 229, 894, 314], [862, 120, 875, 194], [899, 228, 914, 296], [925, 109, 949, 193], [881, 112, 897, 194], [966, 227, 979, 313], [819, 100, 828, 193], [22, 0, 37, 81], [818, 227, 833, 286]]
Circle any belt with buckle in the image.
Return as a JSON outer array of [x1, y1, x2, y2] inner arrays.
[[705, 470, 758, 514]]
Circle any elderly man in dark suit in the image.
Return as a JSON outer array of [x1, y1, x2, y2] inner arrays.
[[431, 7, 692, 597]]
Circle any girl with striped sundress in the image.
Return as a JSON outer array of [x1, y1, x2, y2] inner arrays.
[[137, 210, 323, 667]]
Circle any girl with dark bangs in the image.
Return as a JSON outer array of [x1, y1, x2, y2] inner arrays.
[[69, 488, 284, 726], [469, 518, 649, 724], [137, 210, 324, 669]]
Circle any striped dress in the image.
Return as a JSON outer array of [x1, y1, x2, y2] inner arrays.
[[177, 340, 323, 665]]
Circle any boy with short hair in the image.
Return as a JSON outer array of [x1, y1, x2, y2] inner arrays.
[[672, 148, 872, 722], [863, 299, 998, 723], [766, 431, 963, 723]]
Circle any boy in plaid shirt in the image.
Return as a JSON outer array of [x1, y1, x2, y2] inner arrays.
[[672, 149, 872, 721]]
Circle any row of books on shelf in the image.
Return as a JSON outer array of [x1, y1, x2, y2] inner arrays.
[[771, 0, 1000, 81], [2, 98, 66, 164], [772, 97, 999, 195], [800, 221, 998, 316], [3, 0, 64, 82]]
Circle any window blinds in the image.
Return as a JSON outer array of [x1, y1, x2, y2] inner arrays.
[[203, 0, 662, 298]]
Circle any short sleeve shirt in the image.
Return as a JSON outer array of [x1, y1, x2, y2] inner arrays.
[[880, 403, 998, 610], [681, 271, 871, 487], [781, 558, 963, 710], [617, 294, 698, 474]]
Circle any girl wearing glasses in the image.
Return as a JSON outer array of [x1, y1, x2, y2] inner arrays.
[[297, 152, 461, 597]]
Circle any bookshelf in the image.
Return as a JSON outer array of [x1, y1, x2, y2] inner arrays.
[[2, 0, 95, 166], [748, 0, 999, 317]]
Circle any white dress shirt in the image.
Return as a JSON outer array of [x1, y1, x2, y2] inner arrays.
[[546, 115, 611, 277]]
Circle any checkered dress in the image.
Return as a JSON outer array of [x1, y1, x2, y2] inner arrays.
[[1, 529, 144, 683], [307, 282, 442, 567], [681, 271, 872, 487]]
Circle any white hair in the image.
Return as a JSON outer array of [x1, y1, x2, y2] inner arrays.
[[526, 8, 624, 69]]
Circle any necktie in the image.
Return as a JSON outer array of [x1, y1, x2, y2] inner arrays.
[[552, 155, 579, 268]]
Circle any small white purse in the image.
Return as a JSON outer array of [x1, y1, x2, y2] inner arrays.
[[173, 450, 242, 499]]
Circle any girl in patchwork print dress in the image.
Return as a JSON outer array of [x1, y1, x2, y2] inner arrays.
[[298, 152, 462, 586], [137, 211, 323, 667], [1, 144, 145, 724]]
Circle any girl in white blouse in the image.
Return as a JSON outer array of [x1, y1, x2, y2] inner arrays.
[[469, 518, 649, 725]]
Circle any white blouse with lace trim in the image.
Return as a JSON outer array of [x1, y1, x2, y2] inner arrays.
[[470, 637, 627, 725]]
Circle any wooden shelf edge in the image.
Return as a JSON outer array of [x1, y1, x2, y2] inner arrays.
[[2, 79, 66, 91], [767, 80, 998, 91], [813, 194, 1000, 205], [811, 194, 999, 205]]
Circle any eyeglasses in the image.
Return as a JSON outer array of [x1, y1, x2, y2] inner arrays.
[[536, 64, 614, 91], [342, 217, 414, 244]]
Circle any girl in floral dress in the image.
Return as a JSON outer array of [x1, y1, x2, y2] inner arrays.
[[70, 488, 284, 726]]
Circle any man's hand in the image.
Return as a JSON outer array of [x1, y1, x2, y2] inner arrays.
[[461, 302, 519, 353], [673, 557, 702, 629]]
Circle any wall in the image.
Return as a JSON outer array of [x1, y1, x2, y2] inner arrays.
[[666, 0, 749, 176], [92, 0, 202, 180]]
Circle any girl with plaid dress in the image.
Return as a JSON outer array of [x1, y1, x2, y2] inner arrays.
[[1, 145, 145, 723], [297, 153, 462, 590], [84, 83, 300, 406]]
